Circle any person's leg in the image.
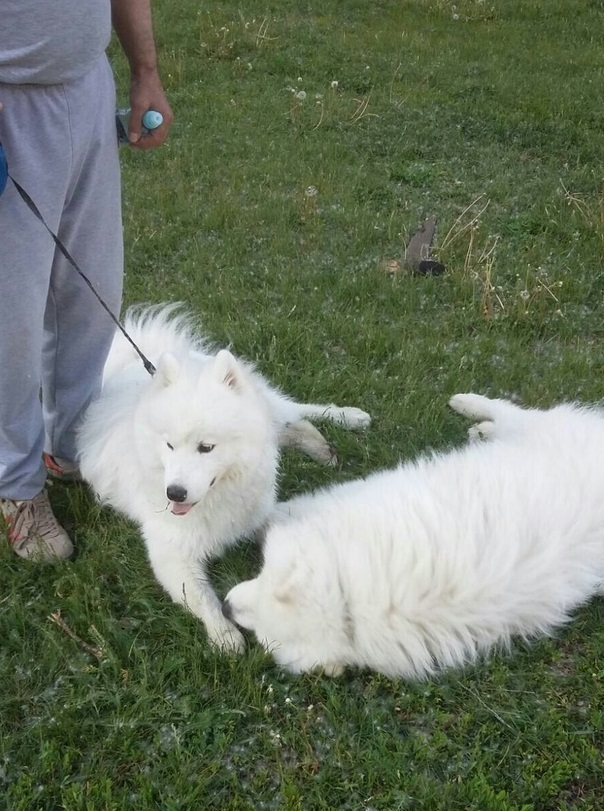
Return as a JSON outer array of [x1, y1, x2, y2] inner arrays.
[[0, 81, 75, 559], [42, 54, 123, 464], [0, 81, 72, 501], [0, 56, 122, 560]]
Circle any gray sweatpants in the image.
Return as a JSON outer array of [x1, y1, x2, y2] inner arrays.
[[0, 54, 122, 500]]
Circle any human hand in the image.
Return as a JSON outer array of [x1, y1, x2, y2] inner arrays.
[[127, 69, 173, 150]]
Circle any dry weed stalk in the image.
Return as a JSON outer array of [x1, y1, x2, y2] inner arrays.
[[349, 92, 377, 124], [480, 254, 497, 319], [560, 181, 604, 232], [439, 196, 505, 319], [254, 17, 275, 47], [440, 195, 490, 253]]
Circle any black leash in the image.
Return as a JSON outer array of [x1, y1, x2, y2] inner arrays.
[[1, 148, 156, 376]]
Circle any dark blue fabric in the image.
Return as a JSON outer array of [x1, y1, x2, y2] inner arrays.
[[0, 144, 7, 196]]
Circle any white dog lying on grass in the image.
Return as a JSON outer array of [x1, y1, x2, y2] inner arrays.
[[77, 305, 370, 652], [224, 393, 604, 678]]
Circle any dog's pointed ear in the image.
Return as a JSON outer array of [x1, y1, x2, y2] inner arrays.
[[273, 562, 302, 606], [154, 352, 180, 387], [274, 580, 300, 606], [213, 349, 244, 391]]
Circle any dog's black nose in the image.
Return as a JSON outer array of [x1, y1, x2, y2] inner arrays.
[[166, 484, 187, 503], [221, 598, 233, 621]]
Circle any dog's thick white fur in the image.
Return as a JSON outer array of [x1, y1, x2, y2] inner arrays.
[[77, 305, 370, 652], [224, 394, 604, 678]]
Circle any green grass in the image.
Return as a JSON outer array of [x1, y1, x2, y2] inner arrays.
[[3, 0, 604, 807]]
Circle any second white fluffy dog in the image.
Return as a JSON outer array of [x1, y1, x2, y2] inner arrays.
[[224, 393, 604, 678]]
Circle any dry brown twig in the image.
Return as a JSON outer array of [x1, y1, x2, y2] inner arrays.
[[48, 610, 105, 661]]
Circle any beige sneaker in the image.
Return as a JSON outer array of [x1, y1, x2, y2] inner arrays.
[[43, 453, 82, 482], [1, 491, 74, 561]]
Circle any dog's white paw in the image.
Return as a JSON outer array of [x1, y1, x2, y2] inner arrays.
[[207, 619, 245, 654], [449, 393, 490, 420], [313, 442, 339, 466], [468, 421, 495, 441], [333, 407, 371, 430], [280, 420, 338, 465], [320, 661, 345, 677]]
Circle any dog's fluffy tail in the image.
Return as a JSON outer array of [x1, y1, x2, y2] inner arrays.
[[103, 303, 211, 381]]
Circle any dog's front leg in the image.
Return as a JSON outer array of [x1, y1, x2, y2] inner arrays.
[[143, 536, 245, 653]]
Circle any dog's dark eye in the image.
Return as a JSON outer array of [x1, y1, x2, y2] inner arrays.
[[166, 442, 174, 450], [197, 443, 215, 454]]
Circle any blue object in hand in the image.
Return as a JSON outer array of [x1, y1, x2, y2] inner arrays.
[[116, 108, 164, 146], [142, 110, 163, 130]]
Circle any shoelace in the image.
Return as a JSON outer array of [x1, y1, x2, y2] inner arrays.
[[8, 494, 57, 545], [31, 493, 61, 538], [7, 502, 31, 545]]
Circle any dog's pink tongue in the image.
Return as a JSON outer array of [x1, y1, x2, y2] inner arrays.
[[171, 502, 193, 516]]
